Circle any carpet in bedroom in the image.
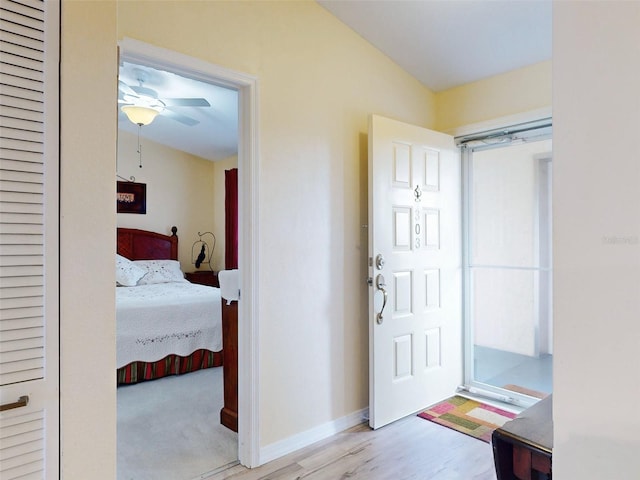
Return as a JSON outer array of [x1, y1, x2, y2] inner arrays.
[[117, 367, 237, 480]]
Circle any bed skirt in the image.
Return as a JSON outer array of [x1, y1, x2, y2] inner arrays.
[[117, 349, 223, 385]]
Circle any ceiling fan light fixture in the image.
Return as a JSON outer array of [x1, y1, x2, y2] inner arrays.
[[121, 105, 161, 126]]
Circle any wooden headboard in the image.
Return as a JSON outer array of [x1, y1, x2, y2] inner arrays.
[[117, 226, 178, 261]]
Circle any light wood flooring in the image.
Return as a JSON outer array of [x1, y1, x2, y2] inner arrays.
[[206, 414, 497, 480]]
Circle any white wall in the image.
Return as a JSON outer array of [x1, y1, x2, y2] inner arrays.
[[554, 2, 640, 477], [472, 140, 552, 356], [117, 130, 218, 270]]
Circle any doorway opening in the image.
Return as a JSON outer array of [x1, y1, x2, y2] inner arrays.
[[116, 38, 260, 476], [459, 121, 552, 408]]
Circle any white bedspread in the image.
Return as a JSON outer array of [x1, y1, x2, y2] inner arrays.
[[116, 282, 222, 367]]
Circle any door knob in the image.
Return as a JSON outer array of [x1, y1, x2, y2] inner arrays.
[[375, 274, 387, 325]]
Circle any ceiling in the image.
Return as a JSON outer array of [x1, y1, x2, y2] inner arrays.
[[117, 0, 551, 162], [118, 61, 238, 162], [318, 0, 552, 92]]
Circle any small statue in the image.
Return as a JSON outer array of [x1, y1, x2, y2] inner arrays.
[[195, 244, 206, 268]]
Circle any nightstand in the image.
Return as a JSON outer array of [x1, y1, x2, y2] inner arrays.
[[185, 270, 219, 287]]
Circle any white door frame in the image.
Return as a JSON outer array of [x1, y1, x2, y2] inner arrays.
[[455, 108, 552, 407], [118, 38, 261, 467]]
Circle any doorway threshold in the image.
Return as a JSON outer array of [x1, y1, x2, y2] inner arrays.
[[456, 385, 530, 414], [196, 460, 240, 480]]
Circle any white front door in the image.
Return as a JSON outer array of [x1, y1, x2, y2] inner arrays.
[[368, 115, 462, 429]]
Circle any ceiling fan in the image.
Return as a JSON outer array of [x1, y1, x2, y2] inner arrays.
[[118, 72, 210, 127]]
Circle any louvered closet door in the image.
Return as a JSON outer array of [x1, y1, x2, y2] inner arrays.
[[0, 1, 59, 479]]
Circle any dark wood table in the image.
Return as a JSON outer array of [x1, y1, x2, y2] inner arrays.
[[492, 394, 553, 480]]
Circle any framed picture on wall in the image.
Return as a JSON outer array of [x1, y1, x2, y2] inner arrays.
[[117, 181, 146, 214]]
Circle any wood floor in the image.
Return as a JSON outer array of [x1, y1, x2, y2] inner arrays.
[[206, 414, 497, 480]]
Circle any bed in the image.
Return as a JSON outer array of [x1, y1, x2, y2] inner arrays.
[[116, 226, 223, 385]]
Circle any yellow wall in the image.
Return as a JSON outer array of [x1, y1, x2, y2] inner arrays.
[[61, 0, 433, 472], [117, 0, 435, 448], [60, 1, 117, 478], [116, 131, 218, 270], [434, 60, 552, 132], [60, 0, 554, 475]]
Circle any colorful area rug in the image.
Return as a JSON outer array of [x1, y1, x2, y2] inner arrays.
[[417, 395, 517, 442]]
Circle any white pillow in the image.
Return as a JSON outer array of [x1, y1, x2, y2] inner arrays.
[[116, 254, 146, 287], [134, 260, 187, 285]]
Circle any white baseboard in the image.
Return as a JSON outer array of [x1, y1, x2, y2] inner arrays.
[[258, 408, 369, 466]]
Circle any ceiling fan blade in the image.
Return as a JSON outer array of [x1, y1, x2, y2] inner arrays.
[[162, 109, 200, 126], [118, 80, 137, 97], [162, 97, 211, 107]]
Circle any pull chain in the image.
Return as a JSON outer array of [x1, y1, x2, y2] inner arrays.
[[137, 123, 143, 168]]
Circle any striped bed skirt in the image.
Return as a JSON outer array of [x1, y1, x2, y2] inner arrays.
[[117, 349, 223, 385]]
